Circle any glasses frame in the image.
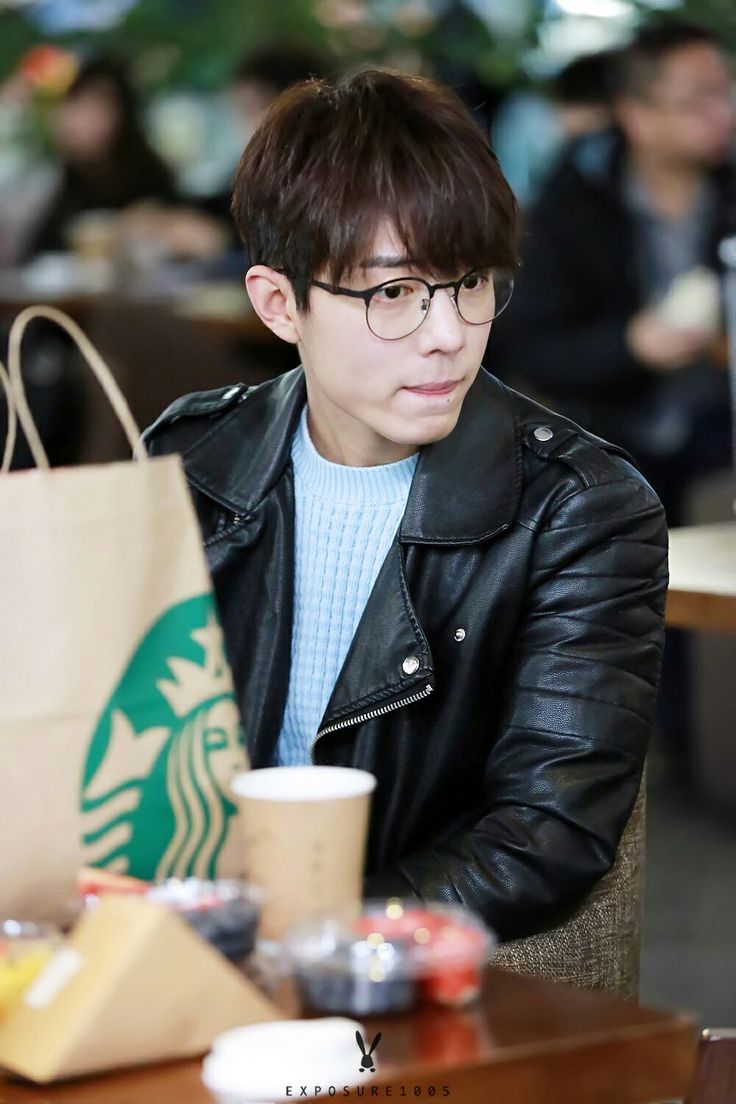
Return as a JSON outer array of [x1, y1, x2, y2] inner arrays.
[[311, 267, 514, 341]]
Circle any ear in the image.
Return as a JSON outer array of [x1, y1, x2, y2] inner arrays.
[[612, 97, 645, 143], [245, 264, 301, 345], [355, 1030, 367, 1054], [369, 1032, 382, 1055]]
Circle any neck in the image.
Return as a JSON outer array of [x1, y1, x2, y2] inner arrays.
[[627, 148, 704, 219], [305, 388, 417, 468]]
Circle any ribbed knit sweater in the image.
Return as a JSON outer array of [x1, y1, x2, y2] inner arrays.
[[275, 406, 418, 766]]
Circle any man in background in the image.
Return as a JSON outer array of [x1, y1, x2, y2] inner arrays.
[[496, 20, 735, 526], [493, 49, 617, 210], [494, 21, 736, 777]]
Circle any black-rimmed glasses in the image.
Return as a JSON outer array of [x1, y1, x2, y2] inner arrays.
[[311, 268, 514, 340]]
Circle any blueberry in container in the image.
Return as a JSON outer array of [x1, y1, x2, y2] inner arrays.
[[146, 879, 261, 964], [295, 943, 418, 1016], [285, 915, 419, 1017]]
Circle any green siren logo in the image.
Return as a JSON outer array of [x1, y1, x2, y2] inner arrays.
[[81, 594, 246, 881]]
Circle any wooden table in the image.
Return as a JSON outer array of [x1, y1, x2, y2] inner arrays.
[[0, 968, 696, 1104], [666, 522, 736, 632]]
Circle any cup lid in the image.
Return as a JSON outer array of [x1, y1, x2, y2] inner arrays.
[[202, 1017, 370, 1101]]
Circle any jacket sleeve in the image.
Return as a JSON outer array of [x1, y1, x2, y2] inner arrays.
[[363, 475, 668, 941]]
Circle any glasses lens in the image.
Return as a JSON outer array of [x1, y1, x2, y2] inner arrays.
[[366, 278, 430, 340], [366, 270, 515, 339], [457, 269, 514, 325]]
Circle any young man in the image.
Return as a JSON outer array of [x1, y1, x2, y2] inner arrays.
[[145, 70, 668, 942]]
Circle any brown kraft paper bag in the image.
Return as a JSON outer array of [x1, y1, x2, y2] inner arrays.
[[0, 306, 249, 920]]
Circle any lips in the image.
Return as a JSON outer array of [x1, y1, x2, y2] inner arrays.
[[404, 381, 460, 396]]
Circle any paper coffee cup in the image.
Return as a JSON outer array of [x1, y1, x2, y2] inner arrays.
[[231, 766, 376, 940]]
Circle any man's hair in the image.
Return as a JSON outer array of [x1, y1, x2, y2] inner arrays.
[[231, 69, 518, 311], [612, 20, 721, 101], [553, 49, 619, 107]]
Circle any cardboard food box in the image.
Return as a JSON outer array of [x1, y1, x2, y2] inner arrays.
[[0, 895, 283, 1083]]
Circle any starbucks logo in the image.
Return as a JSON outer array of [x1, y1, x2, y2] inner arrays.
[[80, 595, 246, 881]]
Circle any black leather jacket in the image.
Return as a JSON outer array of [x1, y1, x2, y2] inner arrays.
[[145, 366, 668, 941]]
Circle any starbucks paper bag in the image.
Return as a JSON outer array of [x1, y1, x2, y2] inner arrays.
[[0, 307, 249, 920]]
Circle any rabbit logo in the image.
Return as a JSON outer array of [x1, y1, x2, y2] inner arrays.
[[356, 1030, 382, 1073]]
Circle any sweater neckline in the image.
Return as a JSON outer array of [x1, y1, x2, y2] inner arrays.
[[291, 405, 419, 506]]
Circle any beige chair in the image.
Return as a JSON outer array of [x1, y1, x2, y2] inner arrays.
[[492, 779, 646, 999]]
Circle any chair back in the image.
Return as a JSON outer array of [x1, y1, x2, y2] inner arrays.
[[492, 779, 646, 999]]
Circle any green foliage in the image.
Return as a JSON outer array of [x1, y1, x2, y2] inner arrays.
[[633, 0, 736, 49], [0, 0, 543, 94], [2, 0, 733, 98], [0, 9, 44, 81]]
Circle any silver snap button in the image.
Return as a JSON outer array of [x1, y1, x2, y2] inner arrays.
[[533, 426, 553, 442], [454, 628, 466, 642], [402, 656, 420, 676]]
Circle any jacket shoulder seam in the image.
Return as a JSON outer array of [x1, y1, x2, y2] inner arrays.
[[143, 384, 252, 448]]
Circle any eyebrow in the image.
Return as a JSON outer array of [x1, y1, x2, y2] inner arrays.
[[361, 254, 415, 269]]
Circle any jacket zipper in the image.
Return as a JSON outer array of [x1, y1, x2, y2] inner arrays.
[[311, 682, 434, 760]]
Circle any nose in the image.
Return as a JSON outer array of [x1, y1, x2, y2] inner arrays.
[[418, 287, 465, 353]]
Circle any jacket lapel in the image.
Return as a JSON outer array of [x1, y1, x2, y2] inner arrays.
[[316, 540, 433, 736], [182, 363, 524, 745]]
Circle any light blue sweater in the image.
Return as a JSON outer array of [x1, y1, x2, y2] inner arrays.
[[275, 406, 418, 766]]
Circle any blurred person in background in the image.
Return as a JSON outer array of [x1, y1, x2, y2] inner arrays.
[[494, 20, 736, 777], [493, 49, 617, 210], [23, 54, 179, 258], [495, 20, 735, 524], [230, 44, 328, 137], [553, 49, 618, 143], [198, 44, 328, 236], [21, 53, 228, 265]]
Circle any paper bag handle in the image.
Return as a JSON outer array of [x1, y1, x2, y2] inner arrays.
[[0, 359, 18, 475], [7, 305, 148, 470]]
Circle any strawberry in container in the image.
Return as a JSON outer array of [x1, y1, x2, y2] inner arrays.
[[285, 899, 495, 1016], [358, 900, 494, 1008]]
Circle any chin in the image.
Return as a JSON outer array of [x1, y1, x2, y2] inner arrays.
[[395, 412, 462, 447]]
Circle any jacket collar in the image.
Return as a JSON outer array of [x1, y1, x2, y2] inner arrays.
[[183, 365, 522, 545]]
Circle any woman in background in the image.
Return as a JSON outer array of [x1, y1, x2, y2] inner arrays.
[[25, 54, 178, 258]]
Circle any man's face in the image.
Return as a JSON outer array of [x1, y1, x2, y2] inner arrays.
[[619, 44, 735, 166], [293, 222, 493, 463]]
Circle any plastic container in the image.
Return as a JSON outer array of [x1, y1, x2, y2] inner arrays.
[[80, 877, 261, 964], [0, 920, 61, 1016], [284, 898, 495, 1016], [146, 880, 262, 964]]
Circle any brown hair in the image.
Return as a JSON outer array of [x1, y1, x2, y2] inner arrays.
[[231, 69, 518, 310], [611, 21, 720, 101]]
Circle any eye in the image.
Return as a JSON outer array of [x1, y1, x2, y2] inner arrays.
[[461, 271, 488, 291], [373, 282, 415, 304]]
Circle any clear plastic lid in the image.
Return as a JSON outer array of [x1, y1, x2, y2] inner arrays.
[[78, 877, 262, 964], [0, 920, 62, 1016], [284, 898, 495, 980], [145, 878, 262, 913]]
